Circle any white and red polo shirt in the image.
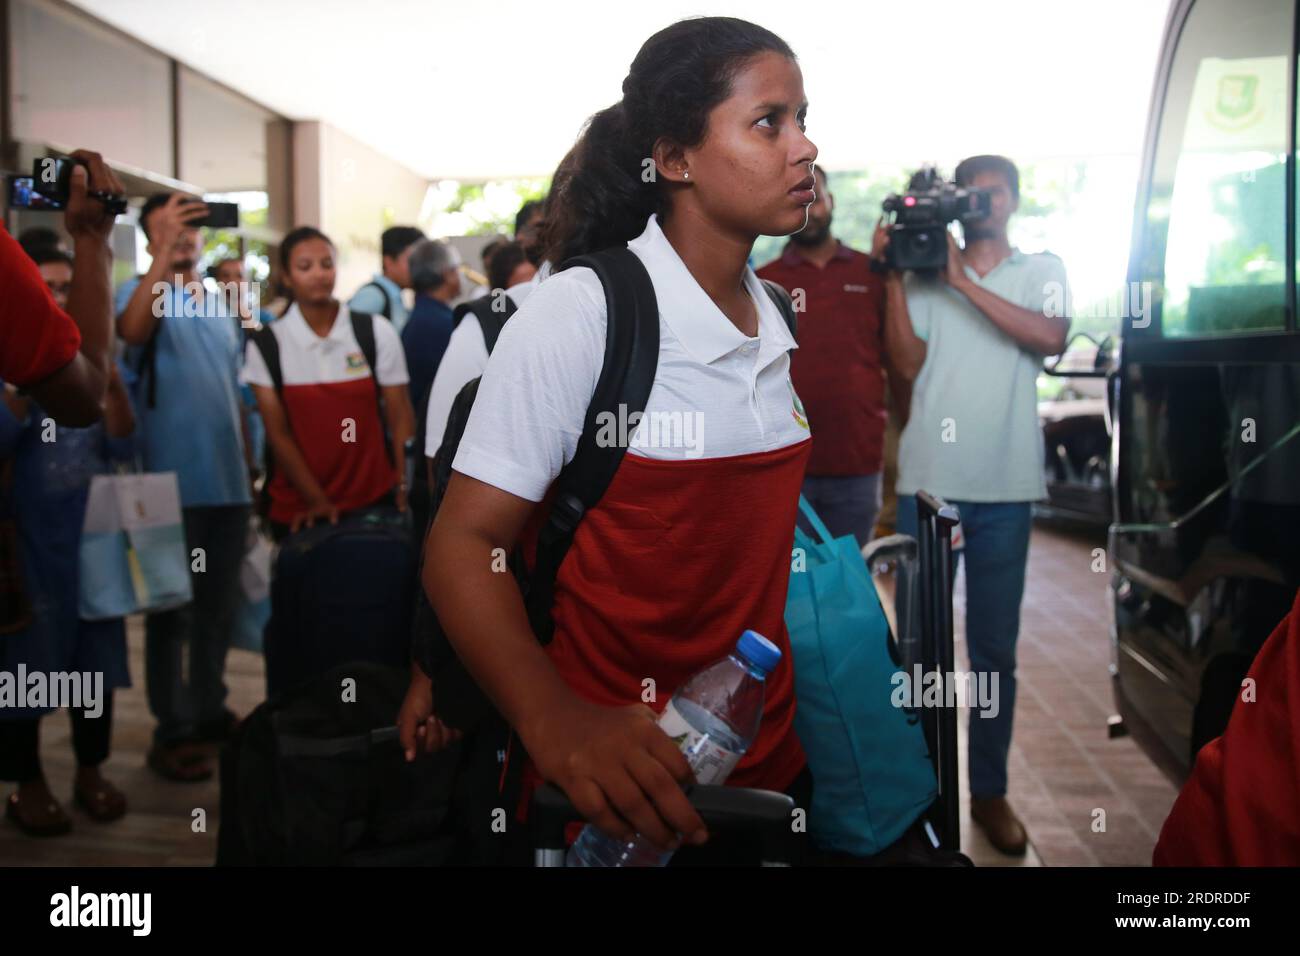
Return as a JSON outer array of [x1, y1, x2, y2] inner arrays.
[[241, 303, 409, 524], [453, 213, 813, 794]]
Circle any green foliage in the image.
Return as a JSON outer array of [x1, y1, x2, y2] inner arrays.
[[444, 178, 551, 235]]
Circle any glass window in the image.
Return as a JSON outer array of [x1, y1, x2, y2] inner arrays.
[[1139, 0, 1292, 337], [178, 68, 274, 192], [10, 0, 173, 176]]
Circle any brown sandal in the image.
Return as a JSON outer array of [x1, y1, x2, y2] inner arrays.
[[73, 779, 128, 823], [5, 790, 73, 837]]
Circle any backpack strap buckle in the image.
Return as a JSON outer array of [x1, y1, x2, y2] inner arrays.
[[546, 492, 586, 537]]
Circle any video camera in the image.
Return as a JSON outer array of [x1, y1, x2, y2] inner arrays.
[[21, 155, 128, 216], [882, 167, 991, 271]]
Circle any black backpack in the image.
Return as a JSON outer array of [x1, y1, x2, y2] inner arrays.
[[250, 311, 387, 522], [413, 250, 796, 718], [408, 292, 520, 540], [409, 248, 796, 861], [215, 662, 462, 866]]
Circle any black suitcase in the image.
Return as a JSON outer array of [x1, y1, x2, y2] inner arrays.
[[264, 508, 415, 697]]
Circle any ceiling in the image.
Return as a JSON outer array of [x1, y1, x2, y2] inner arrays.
[[69, 0, 1173, 182]]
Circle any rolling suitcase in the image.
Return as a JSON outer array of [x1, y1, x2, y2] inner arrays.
[[914, 490, 963, 853], [264, 507, 415, 697]]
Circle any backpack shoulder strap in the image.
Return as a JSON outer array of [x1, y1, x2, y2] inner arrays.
[[135, 329, 161, 410], [523, 246, 660, 645], [348, 311, 391, 455], [469, 294, 517, 355], [360, 281, 394, 320], [250, 323, 285, 515], [130, 276, 161, 409], [350, 310, 378, 375], [453, 293, 518, 356], [251, 323, 284, 395], [761, 278, 798, 340]]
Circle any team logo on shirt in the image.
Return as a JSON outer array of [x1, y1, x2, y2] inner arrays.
[[345, 352, 368, 374], [789, 380, 809, 430]]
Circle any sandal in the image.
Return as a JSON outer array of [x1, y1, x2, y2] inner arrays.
[[73, 778, 128, 823], [146, 742, 214, 783], [5, 790, 73, 837]]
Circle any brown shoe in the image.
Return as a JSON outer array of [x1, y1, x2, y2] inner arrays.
[[147, 742, 214, 783], [970, 796, 1028, 856]]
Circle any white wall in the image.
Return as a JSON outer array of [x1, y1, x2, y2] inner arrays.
[[291, 120, 431, 303]]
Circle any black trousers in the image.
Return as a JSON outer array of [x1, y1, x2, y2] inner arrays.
[[0, 694, 115, 782]]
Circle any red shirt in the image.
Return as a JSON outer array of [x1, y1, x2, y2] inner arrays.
[[1153, 587, 1300, 865], [514, 439, 813, 824], [757, 241, 887, 476], [0, 224, 81, 387]]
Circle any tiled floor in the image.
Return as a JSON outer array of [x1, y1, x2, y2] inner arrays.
[[0, 521, 1177, 866], [956, 521, 1177, 867]]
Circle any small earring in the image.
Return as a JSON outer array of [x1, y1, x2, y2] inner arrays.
[[683, 171, 690, 180]]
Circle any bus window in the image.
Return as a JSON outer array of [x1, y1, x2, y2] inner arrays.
[[1139, 0, 1292, 337]]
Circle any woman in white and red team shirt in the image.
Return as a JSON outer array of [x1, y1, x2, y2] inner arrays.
[[417, 17, 818, 862], [242, 227, 416, 540]]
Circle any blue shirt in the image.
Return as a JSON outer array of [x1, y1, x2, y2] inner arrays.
[[349, 273, 409, 333], [115, 277, 251, 508], [400, 294, 455, 409]]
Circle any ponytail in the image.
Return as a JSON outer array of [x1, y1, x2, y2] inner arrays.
[[542, 102, 658, 266]]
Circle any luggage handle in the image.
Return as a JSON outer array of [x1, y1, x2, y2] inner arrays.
[[274, 723, 400, 759], [915, 491, 961, 854], [531, 782, 796, 866]]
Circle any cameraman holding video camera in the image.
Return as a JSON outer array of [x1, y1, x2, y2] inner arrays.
[[880, 155, 1070, 856]]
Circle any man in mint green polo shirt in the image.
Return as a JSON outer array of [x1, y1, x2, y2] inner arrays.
[[884, 155, 1070, 857]]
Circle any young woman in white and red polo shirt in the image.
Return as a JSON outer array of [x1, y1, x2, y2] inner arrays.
[[417, 17, 819, 863], [242, 227, 416, 541]]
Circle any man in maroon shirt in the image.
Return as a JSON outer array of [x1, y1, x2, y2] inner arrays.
[[758, 165, 894, 545]]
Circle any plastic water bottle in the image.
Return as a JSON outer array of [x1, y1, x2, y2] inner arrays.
[[565, 629, 781, 867]]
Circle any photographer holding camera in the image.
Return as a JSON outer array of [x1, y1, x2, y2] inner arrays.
[[0, 150, 124, 425], [881, 154, 1070, 856], [116, 192, 253, 783]]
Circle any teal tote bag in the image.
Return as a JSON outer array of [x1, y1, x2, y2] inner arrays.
[[785, 495, 937, 856]]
